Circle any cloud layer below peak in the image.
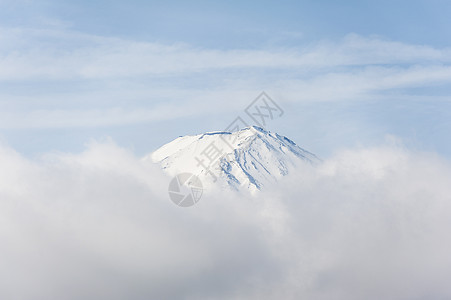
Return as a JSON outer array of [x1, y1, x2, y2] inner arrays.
[[1, 140, 451, 299]]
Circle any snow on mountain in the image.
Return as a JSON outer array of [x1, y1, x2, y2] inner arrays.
[[147, 126, 320, 192]]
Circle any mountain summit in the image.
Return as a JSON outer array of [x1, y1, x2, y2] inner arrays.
[[148, 126, 319, 192]]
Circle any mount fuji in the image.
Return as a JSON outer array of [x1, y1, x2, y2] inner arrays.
[[147, 126, 320, 192]]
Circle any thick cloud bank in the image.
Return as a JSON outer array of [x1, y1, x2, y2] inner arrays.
[[0, 140, 451, 300]]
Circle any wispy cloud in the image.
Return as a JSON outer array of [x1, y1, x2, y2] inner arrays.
[[1, 29, 451, 80], [1, 27, 451, 129]]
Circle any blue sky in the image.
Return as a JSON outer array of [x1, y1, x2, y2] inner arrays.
[[2, 3, 451, 297], [4, 0, 451, 46], [1, 0, 451, 158]]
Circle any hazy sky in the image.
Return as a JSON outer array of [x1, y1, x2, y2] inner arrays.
[[1, 0, 450, 158]]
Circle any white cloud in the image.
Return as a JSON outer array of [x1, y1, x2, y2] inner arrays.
[[1, 27, 451, 129], [0, 140, 450, 299], [1, 29, 451, 80], [1, 26, 451, 133]]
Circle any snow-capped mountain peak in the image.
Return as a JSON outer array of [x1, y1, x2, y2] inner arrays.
[[147, 126, 319, 192]]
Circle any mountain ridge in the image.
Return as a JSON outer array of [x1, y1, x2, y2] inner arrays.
[[148, 126, 319, 192]]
